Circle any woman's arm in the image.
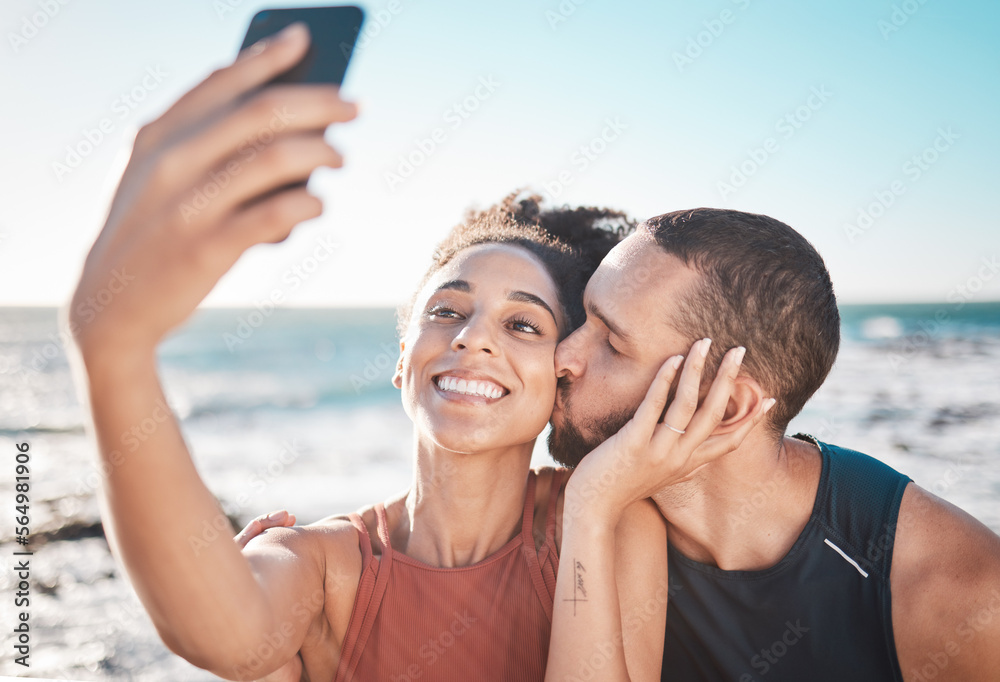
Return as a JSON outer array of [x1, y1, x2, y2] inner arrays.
[[68, 23, 356, 679], [550, 497, 668, 682], [549, 494, 666, 681], [546, 342, 771, 681], [84, 353, 327, 678]]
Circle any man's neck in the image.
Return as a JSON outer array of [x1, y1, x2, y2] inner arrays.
[[652, 435, 823, 571]]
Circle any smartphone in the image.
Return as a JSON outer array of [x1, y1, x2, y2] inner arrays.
[[239, 6, 365, 86]]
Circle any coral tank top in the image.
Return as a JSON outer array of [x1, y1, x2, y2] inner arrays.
[[333, 468, 569, 682]]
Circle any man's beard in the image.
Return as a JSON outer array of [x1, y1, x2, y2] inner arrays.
[[547, 379, 637, 468]]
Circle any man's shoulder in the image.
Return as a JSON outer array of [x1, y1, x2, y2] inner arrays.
[[892, 482, 1000, 585], [796, 434, 910, 479], [890, 483, 1000, 678], [792, 435, 911, 533]]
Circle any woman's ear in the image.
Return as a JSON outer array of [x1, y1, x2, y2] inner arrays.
[[391, 341, 405, 389], [716, 374, 766, 434]]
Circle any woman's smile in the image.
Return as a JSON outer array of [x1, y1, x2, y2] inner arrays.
[[433, 370, 509, 401], [395, 243, 566, 453]]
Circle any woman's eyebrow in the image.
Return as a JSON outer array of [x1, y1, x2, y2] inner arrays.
[[433, 280, 557, 325], [434, 279, 471, 293], [507, 290, 557, 324]]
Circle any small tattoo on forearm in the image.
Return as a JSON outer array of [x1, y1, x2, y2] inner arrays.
[[564, 558, 588, 615]]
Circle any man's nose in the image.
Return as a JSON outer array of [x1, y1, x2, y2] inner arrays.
[[451, 315, 497, 355], [555, 326, 586, 379]]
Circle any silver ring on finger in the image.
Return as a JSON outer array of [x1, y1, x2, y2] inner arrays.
[[664, 422, 686, 435]]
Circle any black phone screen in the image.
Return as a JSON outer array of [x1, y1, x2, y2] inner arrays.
[[239, 6, 365, 86]]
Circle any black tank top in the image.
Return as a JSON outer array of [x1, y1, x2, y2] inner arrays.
[[662, 434, 911, 681]]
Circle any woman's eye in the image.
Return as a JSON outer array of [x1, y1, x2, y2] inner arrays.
[[606, 337, 621, 356], [428, 306, 462, 320], [510, 317, 541, 334]]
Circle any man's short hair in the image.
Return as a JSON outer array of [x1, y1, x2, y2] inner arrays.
[[643, 208, 840, 437]]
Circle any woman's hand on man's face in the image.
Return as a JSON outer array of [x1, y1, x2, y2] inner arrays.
[[69, 22, 357, 361], [564, 339, 776, 524]]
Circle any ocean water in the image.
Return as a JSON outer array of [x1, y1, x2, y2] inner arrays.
[[0, 303, 998, 679]]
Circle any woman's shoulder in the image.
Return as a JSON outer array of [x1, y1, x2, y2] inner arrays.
[[304, 510, 372, 563], [251, 515, 368, 588], [311, 492, 407, 560]]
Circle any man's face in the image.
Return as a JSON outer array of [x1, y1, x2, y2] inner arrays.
[[548, 232, 703, 466]]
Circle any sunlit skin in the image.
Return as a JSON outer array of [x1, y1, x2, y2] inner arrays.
[[237, 243, 678, 681], [553, 231, 799, 564], [387, 243, 571, 567], [240, 238, 770, 682], [552, 231, 721, 465], [396, 243, 567, 459], [69, 23, 673, 680], [548, 230, 1000, 682]]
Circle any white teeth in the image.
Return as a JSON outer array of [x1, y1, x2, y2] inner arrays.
[[436, 375, 505, 398]]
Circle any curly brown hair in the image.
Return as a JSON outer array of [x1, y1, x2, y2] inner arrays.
[[397, 191, 635, 338]]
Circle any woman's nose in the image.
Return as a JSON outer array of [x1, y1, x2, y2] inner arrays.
[[451, 315, 497, 355]]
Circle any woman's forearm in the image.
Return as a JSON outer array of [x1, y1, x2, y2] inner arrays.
[[81, 346, 271, 668], [546, 497, 631, 682]]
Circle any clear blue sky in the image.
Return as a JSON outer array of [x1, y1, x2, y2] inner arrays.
[[2, 0, 998, 307]]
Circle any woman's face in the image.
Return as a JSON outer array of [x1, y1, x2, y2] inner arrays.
[[394, 243, 567, 455]]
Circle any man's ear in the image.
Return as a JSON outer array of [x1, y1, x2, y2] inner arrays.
[[391, 341, 405, 389], [715, 375, 767, 434]]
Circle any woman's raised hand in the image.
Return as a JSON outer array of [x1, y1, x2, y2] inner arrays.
[[567, 339, 776, 520], [69, 23, 357, 360]]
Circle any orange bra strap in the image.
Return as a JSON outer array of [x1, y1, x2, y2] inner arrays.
[[374, 502, 394, 561], [336, 508, 394, 682], [347, 512, 373, 565]]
